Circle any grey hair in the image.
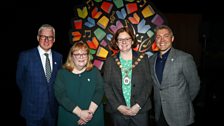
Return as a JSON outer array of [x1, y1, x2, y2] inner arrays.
[[38, 24, 55, 36]]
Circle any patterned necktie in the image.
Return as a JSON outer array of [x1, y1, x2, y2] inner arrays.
[[44, 53, 51, 82]]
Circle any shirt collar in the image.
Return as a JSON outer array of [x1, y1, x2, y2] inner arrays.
[[37, 46, 52, 56], [157, 48, 171, 59]]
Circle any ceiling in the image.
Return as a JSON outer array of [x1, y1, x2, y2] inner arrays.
[[15, 0, 212, 14]]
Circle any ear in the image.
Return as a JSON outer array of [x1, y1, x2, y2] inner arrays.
[[132, 41, 134, 45], [171, 36, 174, 42], [37, 35, 39, 41]]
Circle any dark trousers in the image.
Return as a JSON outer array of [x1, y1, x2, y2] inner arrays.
[[111, 112, 149, 126], [26, 108, 56, 126], [156, 110, 169, 126]]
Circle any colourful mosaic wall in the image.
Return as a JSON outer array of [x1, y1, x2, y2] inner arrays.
[[70, 0, 167, 70]]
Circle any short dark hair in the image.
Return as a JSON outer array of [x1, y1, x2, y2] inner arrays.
[[154, 25, 173, 36]]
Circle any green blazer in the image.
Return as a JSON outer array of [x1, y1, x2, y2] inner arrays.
[[54, 67, 104, 126]]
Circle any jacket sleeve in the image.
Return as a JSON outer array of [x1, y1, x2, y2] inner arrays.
[[16, 52, 27, 92], [91, 67, 104, 105], [182, 54, 200, 100]]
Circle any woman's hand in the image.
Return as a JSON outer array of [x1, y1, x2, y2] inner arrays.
[[117, 105, 131, 116], [79, 110, 93, 122], [129, 104, 141, 116]]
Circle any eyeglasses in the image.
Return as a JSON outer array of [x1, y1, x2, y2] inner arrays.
[[73, 53, 88, 58], [117, 38, 132, 43], [39, 35, 54, 41]]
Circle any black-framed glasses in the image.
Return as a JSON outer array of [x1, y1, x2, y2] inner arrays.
[[117, 37, 132, 43], [39, 35, 54, 41], [73, 53, 88, 58]]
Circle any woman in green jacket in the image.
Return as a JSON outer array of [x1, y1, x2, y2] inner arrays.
[[54, 42, 104, 126]]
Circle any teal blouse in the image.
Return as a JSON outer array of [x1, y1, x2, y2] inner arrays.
[[120, 57, 132, 107]]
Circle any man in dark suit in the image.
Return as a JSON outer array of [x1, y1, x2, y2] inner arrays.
[[16, 24, 63, 126], [149, 25, 200, 126]]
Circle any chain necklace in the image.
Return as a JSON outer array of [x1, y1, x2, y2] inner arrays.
[[121, 60, 132, 85], [115, 53, 145, 85]]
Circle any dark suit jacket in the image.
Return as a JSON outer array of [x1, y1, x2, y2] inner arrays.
[[149, 48, 200, 126], [103, 51, 153, 114], [16, 47, 62, 120]]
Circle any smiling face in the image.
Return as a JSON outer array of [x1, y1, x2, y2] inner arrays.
[[116, 31, 133, 53], [72, 49, 88, 70], [155, 28, 174, 54], [37, 28, 55, 52]]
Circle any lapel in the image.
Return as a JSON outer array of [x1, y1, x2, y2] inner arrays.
[[113, 51, 141, 91], [152, 53, 161, 88], [49, 51, 59, 83], [113, 53, 122, 89], [33, 48, 47, 80], [34, 48, 59, 83], [131, 51, 139, 80], [161, 48, 175, 86], [152, 48, 176, 88]]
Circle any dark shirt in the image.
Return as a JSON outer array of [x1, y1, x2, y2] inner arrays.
[[155, 49, 171, 84]]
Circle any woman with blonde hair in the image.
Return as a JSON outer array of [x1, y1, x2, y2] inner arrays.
[[54, 42, 104, 126]]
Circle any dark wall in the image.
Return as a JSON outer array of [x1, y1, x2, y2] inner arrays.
[[164, 13, 202, 66], [10, 0, 223, 125]]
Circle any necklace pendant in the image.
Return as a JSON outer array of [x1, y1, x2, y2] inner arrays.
[[124, 76, 130, 85]]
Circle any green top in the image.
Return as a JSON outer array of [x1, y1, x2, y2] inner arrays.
[[120, 57, 132, 107], [54, 67, 104, 126]]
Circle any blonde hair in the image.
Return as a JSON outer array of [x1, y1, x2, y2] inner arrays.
[[63, 42, 93, 72]]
